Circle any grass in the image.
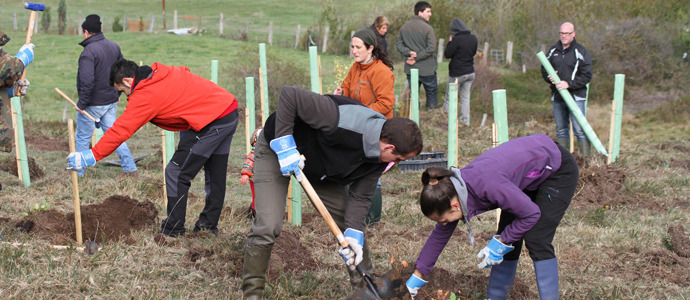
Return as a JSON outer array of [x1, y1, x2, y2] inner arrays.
[[1, 4, 690, 299]]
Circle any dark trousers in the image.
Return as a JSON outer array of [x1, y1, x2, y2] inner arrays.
[[407, 72, 439, 109], [161, 110, 238, 236], [500, 143, 579, 262]]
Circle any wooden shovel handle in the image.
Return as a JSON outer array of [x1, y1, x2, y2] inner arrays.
[[55, 88, 97, 122], [19, 10, 37, 81]]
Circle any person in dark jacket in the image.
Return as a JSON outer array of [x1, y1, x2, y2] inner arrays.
[[369, 16, 390, 54], [404, 134, 579, 300], [541, 22, 593, 156], [442, 17, 477, 126], [75, 14, 137, 177], [241, 86, 423, 299]]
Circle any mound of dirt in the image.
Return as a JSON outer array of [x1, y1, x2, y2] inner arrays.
[[573, 162, 632, 208], [15, 195, 157, 245], [0, 156, 45, 179], [668, 224, 690, 258], [24, 133, 69, 152]]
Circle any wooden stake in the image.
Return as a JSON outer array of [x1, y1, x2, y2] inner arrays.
[[492, 123, 501, 229], [11, 108, 23, 184], [318, 55, 323, 94], [287, 178, 293, 222], [569, 120, 575, 152], [67, 119, 83, 245], [607, 100, 616, 165]]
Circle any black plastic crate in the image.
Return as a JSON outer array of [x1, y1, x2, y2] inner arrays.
[[409, 151, 445, 161], [399, 157, 448, 173]]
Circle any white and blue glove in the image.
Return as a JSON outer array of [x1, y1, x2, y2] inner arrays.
[[269, 135, 304, 177], [405, 273, 428, 299], [67, 150, 96, 171], [338, 228, 364, 271], [14, 43, 34, 67], [477, 235, 514, 269]]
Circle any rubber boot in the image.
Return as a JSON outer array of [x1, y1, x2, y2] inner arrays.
[[534, 258, 559, 300], [577, 140, 591, 157], [348, 239, 374, 289], [555, 138, 569, 148], [241, 244, 273, 300], [365, 182, 382, 226], [486, 259, 519, 300]]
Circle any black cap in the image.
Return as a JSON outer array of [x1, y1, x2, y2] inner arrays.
[[82, 14, 102, 33]]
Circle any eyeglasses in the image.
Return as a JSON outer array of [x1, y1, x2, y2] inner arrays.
[[559, 32, 573, 36]]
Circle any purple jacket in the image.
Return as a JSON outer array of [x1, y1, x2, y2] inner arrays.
[[415, 133, 562, 276]]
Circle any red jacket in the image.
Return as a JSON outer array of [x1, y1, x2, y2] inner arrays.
[[91, 62, 238, 160]]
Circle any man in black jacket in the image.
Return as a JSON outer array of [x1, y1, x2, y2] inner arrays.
[[75, 14, 137, 177], [541, 22, 593, 156], [442, 17, 477, 126], [241, 86, 423, 299]]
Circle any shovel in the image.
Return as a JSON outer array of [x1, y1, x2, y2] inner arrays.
[[293, 162, 381, 299], [294, 158, 410, 299]]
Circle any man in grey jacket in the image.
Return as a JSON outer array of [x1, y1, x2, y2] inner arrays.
[[75, 14, 137, 177], [396, 1, 438, 109], [241, 86, 423, 299]]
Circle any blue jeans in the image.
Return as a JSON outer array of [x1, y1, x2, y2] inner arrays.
[[75, 102, 137, 176], [407, 72, 438, 109], [443, 73, 475, 125], [552, 99, 586, 141]]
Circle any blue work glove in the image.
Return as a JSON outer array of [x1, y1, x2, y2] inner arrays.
[[338, 228, 364, 271], [477, 235, 514, 269], [269, 135, 303, 177], [405, 273, 428, 299], [14, 43, 34, 67], [67, 150, 96, 171]]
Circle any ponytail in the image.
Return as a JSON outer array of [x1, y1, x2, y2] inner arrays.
[[419, 167, 456, 217]]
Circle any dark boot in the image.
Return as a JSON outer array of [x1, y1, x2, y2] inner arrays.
[[486, 259, 519, 300], [365, 184, 382, 226], [577, 140, 591, 157], [555, 138, 569, 148], [534, 258, 559, 300], [242, 244, 273, 299]]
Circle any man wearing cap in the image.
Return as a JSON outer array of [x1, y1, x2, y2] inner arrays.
[[76, 14, 138, 177], [0, 30, 34, 196]]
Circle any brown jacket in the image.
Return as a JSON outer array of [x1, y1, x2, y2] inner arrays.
[[341, 59, 395, 119]]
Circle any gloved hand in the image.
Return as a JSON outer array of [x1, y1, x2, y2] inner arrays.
[[269, 135, 303, 177], [477, 235, 514, 269], [338, 228, 364, 271], [405, 273, 428, 299], [14, 43, 34, 67], [67, 150, 96, 171], [16, 79, 29, 96]]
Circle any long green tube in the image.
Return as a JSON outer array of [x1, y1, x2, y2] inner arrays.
[[611, 74, 625, 162], [93, 128, 104, 144], [447, 82, 458, 168], [164, 130, 175, 164], [410, 69, 419, 124], [211, 60, 218, 84], [537, 51, 608, 156], [245, 77, 256, 134], [492, 89, 509, 144], [11, 97, 30, 187], [259, 43, 269, 123], [309, 46, 319, 93]]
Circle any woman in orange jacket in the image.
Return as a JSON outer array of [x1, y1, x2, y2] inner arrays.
[[334, 28, 395, 119]]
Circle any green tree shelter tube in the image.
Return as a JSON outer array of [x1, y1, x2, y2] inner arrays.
[[11, 97, 30, 187], [537, 51, 608, 156], [447, 82, 458, 168]]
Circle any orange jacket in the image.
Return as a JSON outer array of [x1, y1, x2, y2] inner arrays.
[[341, 59, 395, 119], [91, 63, 238, 160]]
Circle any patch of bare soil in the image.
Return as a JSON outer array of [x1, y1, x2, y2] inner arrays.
[[668, 224, 690, 258], [24, 133, 69, 152], [14, 195, 157, 245], [572, 160, 635, 209], [0, 156, 45, 179], [267, 229, 323, 282]]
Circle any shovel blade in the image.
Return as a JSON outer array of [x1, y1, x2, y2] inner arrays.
[[348, 269, 411, 300]]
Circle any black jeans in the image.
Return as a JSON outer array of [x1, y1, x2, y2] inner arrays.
[[500, 143, 579, 262], [161, 110, 238, 236]]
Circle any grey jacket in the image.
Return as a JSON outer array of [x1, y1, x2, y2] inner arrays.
[[396, 15, 437, 76]]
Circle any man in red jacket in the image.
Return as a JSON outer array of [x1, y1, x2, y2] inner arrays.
[[67, 59, 239, 237]]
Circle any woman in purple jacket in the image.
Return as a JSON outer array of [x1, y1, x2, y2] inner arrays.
[[405, 133, 579, 300]]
